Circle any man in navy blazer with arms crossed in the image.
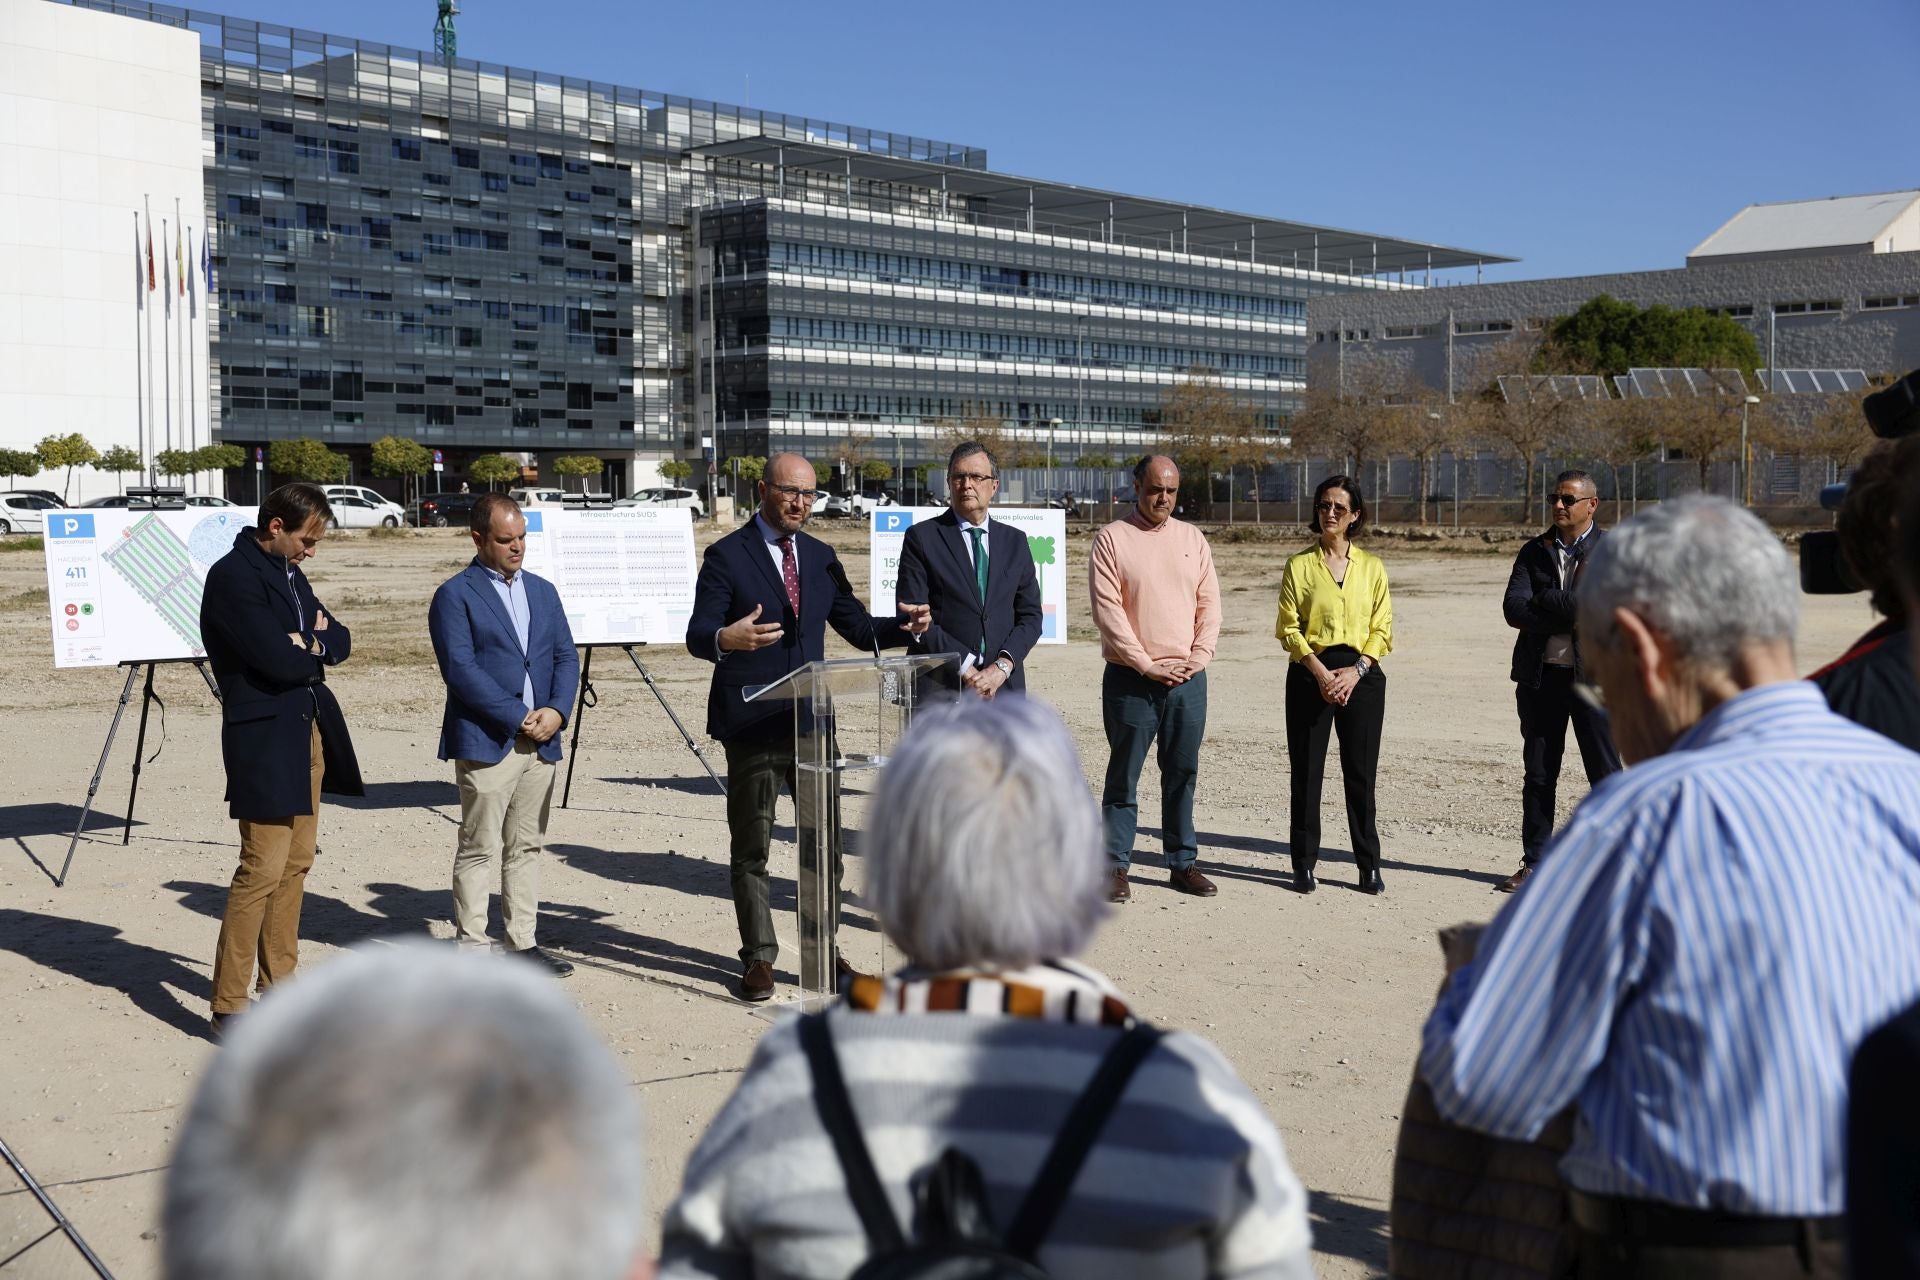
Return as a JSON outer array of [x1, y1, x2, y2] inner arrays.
[[687, 452, 927, 1001], [199, 482, 364, 1036], [429, 492, 580, 976]]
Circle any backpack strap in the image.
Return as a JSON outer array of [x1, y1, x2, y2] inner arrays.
[[1003, 1022, 1164, 1260], [798, 1012, 908, 1253]]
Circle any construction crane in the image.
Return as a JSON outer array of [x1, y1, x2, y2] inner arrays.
[[433, 0, 459, 64]]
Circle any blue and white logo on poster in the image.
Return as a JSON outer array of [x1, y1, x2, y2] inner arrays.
[[875, 511, 913, 533], [48, 514, 96, 539], [524, 511, 544, 532]]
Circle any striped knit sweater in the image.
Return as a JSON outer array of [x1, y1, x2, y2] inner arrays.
[[659, 999, 1314, 1280]]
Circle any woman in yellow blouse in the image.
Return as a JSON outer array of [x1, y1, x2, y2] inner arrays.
[[1275, 474, 1394, 895]]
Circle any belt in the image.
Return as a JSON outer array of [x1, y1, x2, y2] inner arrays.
[[1568, 1190, 1842, 1249]]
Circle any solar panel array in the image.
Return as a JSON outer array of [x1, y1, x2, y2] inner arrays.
[[1623, 368, 1751, 398], [1755, 369, 1870, 394], [1496, 375, 1612, 404]]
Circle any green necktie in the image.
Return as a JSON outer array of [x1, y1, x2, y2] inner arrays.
[[968, 527, 988, 658]]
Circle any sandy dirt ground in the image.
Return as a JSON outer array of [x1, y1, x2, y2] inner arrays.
[[0, 515, 1878, 1278]]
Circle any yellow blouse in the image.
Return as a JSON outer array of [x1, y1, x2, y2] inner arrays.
[[1274, 543, 1394, 662]]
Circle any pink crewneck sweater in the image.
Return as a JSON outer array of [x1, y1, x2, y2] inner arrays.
[[1088, 512, 1221, 673]]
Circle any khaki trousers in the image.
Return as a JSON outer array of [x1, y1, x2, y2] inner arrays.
[[452, 740, 555, 952], [212, 722, 324, 1014]]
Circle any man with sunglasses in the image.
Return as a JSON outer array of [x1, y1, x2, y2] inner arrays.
[[687, 452, 929, 1001], [1496, 470, 1620, 893]]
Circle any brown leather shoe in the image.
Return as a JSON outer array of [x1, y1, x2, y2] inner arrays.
[[1496, 865, 1533, 893], [739, 960, 774, 1002], [1108, 870, 1131, 903], [1169, 867, 1218, 897]]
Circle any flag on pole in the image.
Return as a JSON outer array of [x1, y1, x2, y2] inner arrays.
[[175, 219, 185, 298], [145, 216, 156, 292], [187, 226, 196, 319], [134, 214, 145, 311], [202, 227, 213, 295], [162, 219, 172, 317]]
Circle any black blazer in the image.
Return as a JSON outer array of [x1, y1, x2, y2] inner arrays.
[[199, 530, 363, 820], [685, 519, 909, 742], [1503, 527, 1605, 688], [894, 511, 1043, 693], [1849, 997, 1920, 1274]]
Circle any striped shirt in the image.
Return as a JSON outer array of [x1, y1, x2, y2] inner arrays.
[[1420, 680, 1920, 1215], [660, 995, 1313, 1280]]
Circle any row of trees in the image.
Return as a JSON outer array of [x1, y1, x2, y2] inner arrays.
[[0, 435, 251, 501]]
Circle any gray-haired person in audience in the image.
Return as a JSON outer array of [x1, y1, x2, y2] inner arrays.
[[659, 696, 1313, 1280], [162, 943, 649, 1280]]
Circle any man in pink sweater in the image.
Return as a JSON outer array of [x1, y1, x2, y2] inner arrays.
[[1089, 455, 1222, 904]]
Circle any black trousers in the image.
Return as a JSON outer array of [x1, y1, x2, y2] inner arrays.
[[1516, 667, 1622, 864], [722, 727, 841, 966], [1285, 647, 1384, 877]]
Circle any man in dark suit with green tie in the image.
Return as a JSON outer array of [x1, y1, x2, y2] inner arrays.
[[894, 441, 1043, 700]]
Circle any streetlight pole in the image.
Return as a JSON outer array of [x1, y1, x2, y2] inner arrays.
[[1045, 417, 1062, 497], [1739, 394, 1760, 506]]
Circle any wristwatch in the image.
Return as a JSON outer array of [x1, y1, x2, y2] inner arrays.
[[993, 657, 1014, 677]]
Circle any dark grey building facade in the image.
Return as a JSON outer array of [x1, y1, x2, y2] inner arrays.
[[66, 0, 1505, 495]]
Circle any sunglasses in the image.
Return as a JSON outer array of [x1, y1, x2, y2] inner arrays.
[[1551, 493, 1594, 507], [1314, 501, 1352, 515]]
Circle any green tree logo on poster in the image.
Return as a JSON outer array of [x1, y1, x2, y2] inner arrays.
[[1027, 534, 1056, 566]]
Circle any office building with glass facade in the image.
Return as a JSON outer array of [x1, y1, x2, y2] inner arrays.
[[56, 0, 1506, 496]]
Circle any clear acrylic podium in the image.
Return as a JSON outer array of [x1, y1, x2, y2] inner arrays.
[[744, 653, 958, 1000]]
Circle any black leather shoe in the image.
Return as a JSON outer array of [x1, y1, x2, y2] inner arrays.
[[740, 960, 774, 1002], [512, 946, 575, 977], [1358, 868, 1385, 895], [1294, 868, 1317, 894]]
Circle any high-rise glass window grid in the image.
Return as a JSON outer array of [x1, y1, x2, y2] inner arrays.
[[63, 0, 984, 461]]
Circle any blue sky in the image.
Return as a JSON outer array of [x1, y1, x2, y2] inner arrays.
[[196, 0, 1917, 282]]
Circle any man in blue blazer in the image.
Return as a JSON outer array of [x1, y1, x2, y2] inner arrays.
[[686, 452, 927, 1001], [429, 493, 580, 976], [895, 441, 1043, 699], [199, 483, 364, 1036]]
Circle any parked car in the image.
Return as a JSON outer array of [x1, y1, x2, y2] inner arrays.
[[328, 493, 406, 529], [0, 494, 57, 535], [507, 486, 566, 508], [185, 494, 241, 508], [811, 490, 894, 518], [1, 489, 65, 508], [321, 485, 407, 526], [81, 494, 158, 509], [414, 491, 479, 527], [614, 486, 705, 518]]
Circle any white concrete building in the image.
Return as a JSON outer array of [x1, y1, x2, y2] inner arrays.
[[0, 0, 209, 503]]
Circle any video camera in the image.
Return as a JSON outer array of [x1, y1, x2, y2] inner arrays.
[[1800, 367, 1920, 593]]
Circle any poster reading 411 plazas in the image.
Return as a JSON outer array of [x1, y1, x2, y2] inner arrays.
[[42, 509, 244, 668]]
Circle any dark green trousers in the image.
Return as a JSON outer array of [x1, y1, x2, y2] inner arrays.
[[722, 728, 841, 966]]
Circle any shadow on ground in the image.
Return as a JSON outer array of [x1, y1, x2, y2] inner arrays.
[[0, 908, 211, 1039]]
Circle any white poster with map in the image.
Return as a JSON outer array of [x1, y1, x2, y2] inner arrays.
[[43, 508, 247, 668], [868, 507, 1069, 644], [518, 506, 698, 646]]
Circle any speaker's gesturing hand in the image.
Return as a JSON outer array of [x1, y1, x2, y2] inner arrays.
[[719, 603, 785, 652]]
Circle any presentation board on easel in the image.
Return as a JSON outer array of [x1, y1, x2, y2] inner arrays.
[[518, 505, 698, 645], [42, 508, 245, 667]]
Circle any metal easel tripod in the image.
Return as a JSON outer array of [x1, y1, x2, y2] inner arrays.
[[560, 642, 724, 807]]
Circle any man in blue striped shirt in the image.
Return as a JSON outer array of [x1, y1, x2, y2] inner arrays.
[[1421, 495, 1920, 1279]]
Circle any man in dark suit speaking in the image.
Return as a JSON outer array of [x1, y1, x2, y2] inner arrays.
[[687, 452, 928, 1001], [894, 440, 1043, 699], [198, 482, 363, 1036]]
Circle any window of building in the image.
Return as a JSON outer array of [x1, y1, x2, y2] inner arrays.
[[1774, 300, 1841, 315], [1862, 295, 1919, 310], [1453, 319, 1515, 336], [1383, 323, 1439, 340]]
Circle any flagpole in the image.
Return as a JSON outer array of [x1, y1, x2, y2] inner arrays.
[[174, 197, 185, 490], [143, 197, 154, 483], [131, 211, 144, 495]]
